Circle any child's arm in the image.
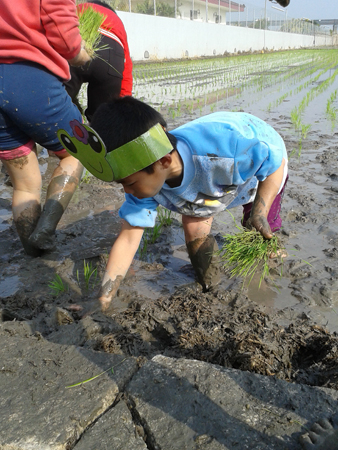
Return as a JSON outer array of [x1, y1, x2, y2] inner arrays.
[[246, 158, 286, 239], [99, 220, 144, 311]]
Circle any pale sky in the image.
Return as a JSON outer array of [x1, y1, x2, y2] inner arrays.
[[244, 0, 336, 20]]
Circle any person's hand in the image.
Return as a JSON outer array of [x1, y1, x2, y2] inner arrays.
[[245, 214, 273, 240], [69, 41, 91, 67], [98, 274, 123, 313]]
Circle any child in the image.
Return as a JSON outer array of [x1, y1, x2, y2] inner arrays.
[[0, 0, 90, 256], [65, 0, 133, 122], [58, 96, 288, 312]]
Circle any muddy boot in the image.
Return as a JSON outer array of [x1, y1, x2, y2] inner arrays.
[[186, 234, 221, 292], [14, 201, 42, 257], [29, 162, 83, 251], [28, 198, 64, 251]]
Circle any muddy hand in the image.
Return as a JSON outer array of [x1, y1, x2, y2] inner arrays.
[[245, 214, 273, 239], [187, 234, 221, 292], [99, 273, 124, 314], [66, 301, 100, 318]]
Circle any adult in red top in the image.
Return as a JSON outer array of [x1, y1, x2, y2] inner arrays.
[[0, 0, 90, 256], [65, 0, 133, 122]]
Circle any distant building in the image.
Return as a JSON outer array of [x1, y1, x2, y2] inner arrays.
[[178, 0, 245, 24]]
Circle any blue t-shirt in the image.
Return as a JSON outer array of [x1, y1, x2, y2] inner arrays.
[[119, 112, 287, 228]]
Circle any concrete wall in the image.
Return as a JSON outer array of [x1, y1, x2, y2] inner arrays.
[[118, 12, 333, 62]]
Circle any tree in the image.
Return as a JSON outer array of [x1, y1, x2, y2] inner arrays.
[[136, 0, 176, 17], [136, 0, 154, 14], [249, 18, 270, 30]]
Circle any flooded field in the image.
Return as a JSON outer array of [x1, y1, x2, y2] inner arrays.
[[1, 48, 338, 389]]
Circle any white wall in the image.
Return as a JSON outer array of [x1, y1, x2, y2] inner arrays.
[[118, 12, 332, 62]]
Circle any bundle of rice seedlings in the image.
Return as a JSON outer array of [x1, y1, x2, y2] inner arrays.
[[77, 5, 107, 58], [219, 228, 285, 287]]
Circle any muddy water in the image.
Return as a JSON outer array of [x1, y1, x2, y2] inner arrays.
[[1, 49, 338, 388]]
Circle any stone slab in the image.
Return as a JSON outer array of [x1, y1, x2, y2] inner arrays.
[[73, 400, 147, 450], [0, 322, 137, 450], [126, 355, 338, 450]]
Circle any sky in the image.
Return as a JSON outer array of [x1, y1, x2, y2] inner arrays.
[[244, 0, 336, 20]]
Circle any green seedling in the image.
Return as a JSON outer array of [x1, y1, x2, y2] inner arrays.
[[77, 260, 98, 291], [301, 124, 311, 139], [81, 169, 92, 184], [218, 212, 285, 287], [65, 358, 127, 388], [157, 207, 173, 226], [78, 6, 107, 58], [83, 260, 98, 291], [138, 222, 164, 259], [138, 234, 148, 259], [219, 229, 285, 287], [150, 223, 162, 243], [49, 274, 68, 297]]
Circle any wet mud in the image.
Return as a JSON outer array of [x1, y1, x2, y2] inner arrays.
[[1, 50, 338, 395]]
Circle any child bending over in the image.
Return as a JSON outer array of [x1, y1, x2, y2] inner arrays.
[[58, 97, 288, 312]]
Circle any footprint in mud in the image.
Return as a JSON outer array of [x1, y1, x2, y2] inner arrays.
[[299, 413, 338, 450]]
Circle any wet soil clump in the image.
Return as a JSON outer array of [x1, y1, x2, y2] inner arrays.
[[99, 286, 338, 390]]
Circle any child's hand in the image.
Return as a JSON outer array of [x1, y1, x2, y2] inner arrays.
[[99, 274, 123, 313], [69, 40, 91, 66], [245, 214, 273, 239]]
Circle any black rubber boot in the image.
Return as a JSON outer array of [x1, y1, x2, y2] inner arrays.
[[186, 234, 221, 292]]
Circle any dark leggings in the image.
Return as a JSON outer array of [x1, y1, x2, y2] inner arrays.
[[65, 35, 124, 122]]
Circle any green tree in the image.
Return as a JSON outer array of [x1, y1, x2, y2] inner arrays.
[[136, 0, 176, 17], [136, 0, 154, 14], [157, 2, 175, 17], [249, 18, 270, 29]]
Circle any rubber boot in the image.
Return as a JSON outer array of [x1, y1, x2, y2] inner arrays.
[[29, 163, 83, 251], [186, 234, 221, 292], [14, 201, 42, 257], [28, 198, 65, 251]]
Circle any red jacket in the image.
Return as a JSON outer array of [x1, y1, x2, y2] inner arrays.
[[80, 3, 133, 96], [0, 0, 82, 81]]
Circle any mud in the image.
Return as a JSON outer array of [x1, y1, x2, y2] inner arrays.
[[1, 50, 338, 398]]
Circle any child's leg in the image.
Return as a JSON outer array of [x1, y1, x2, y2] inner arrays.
[[3, 148, 42, 256], [0, 62, 84, 252], [28, 153, 83, 250], [182, 215, 221, 291], [242, 175, 289, 232]]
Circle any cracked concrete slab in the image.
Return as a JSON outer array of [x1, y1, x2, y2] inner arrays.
[[126, 355, 338, 450], [0, 322, 137, 450], [73, 400, 147, 450]]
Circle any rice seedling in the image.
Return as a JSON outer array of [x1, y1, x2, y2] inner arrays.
[[77, 5, 107, 58], [301, 123, 311, 139], [138, 221, 164, 259], [81, 169, 92, 184], [218, 221, 285, 287], [138, 235, 148, 259], [77, 260, 98, 291], [157, 207, 173, 226], [66, 358, 127, 389], [84, 260, 98, 291], [49, 274, 68, 297]]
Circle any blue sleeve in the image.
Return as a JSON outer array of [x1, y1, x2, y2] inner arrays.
[[119, 194, 159, 227], [233, 134, 286, 184]]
